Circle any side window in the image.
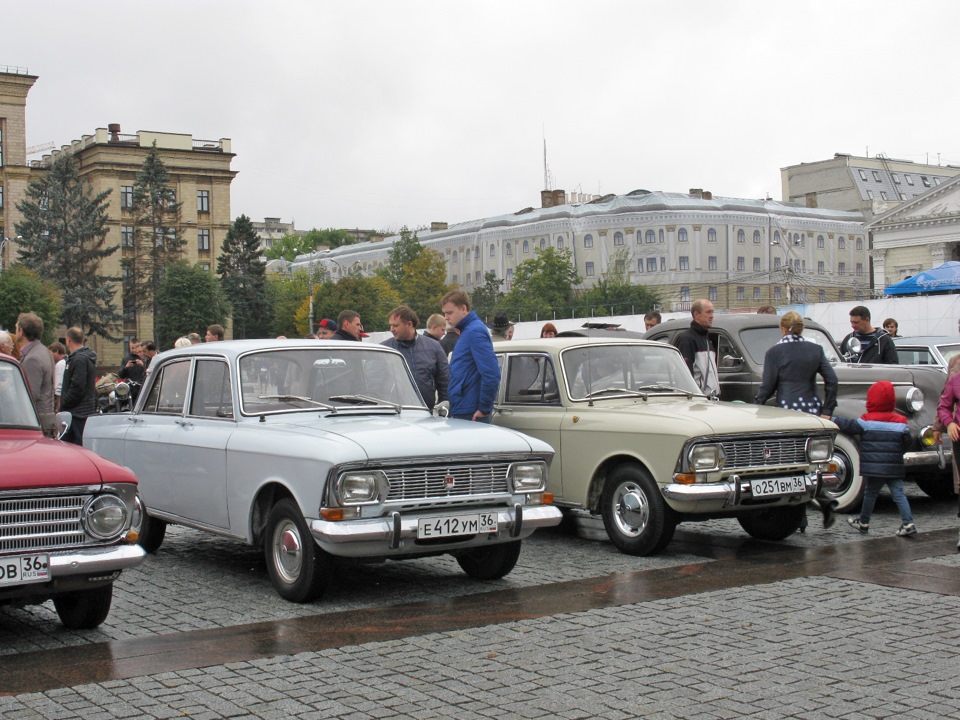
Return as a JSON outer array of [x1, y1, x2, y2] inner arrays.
[[189, 359, 234, 418], [141, 360, 191, 414], [504, 355, 559, 405]]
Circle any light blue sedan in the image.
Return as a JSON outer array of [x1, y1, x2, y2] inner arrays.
[[84, 339, 559, 602]]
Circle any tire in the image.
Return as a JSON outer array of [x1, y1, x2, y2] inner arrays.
[[737, 504, 805, 541], [264, 498, 330, 603], [600, 464, 676, 556], [137, 511, 167, 554], [456, 541, 522, 580], [914, 473, 957, 500], [53, 584, 113, 629], [821, 434, 864, 514]]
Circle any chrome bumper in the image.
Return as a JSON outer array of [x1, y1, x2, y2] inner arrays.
[[48, 543, 146, 578], [310, 504, 563, 557], [663, 473, 821, 508], [904, 447, 946, 468]]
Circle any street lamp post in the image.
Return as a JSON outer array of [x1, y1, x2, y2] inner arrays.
[[0, 233, 21, 274]]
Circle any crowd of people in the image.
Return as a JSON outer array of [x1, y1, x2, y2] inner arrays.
[[4, 295, 959, 547]]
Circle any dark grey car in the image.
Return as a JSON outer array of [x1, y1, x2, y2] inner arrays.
[[644, 315, 951, 512]]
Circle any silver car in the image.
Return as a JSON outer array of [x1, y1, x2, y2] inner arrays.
[[84, 339, 560, 602], [893, 335, 960, 372]]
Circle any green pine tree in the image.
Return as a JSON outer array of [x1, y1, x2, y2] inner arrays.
[[218, 214, 270, 338], [15, 153, 122, 339], [124, 142, 185, 339]]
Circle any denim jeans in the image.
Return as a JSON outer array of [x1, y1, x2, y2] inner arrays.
[[859, 476, 913, 524]]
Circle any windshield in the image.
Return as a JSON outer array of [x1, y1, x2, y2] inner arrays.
[[238, 348, 425, 415], [0, 361, 41, 429], [560, 344, 702, 400], [937, 343, 960, 367], [740, 327, 842, 365]]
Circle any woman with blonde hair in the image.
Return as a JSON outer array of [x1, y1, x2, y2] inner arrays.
[[756, 311, 840, 529]]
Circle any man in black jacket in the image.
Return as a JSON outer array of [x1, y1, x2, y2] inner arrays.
[[674, 299, 719, 398], [839, 306, 898, 364], [60, 327, 98, 445]]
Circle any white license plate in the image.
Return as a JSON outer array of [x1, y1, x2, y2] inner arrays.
[[418, 513, 498, 539], [0, 554, 50, 586], [750, 476, 807, 497]]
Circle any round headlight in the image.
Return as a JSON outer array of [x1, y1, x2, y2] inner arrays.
[[83, 494, 129, 539], [689, 444, 725, 471], [906, 387, 924, 414], [336, 471, 386, 504]]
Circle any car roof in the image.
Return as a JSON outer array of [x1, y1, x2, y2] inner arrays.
[[154, 338, 397, 362], [648, 314, 830, 334], [892, 336, 960, 345], [494, 336, 676, 352]]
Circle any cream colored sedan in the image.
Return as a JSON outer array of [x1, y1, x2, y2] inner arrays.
[[492, 337, 838, 556]]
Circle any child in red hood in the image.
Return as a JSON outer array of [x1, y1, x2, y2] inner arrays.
[[826, 381, 917, 536]]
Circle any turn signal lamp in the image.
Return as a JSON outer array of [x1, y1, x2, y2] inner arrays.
[[674, 473, 696, 485], [320, 508, 344, 521]]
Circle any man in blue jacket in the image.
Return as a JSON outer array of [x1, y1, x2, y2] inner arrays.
[[441, 290, 500, 422]]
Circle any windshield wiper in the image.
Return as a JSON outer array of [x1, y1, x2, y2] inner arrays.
[[633, 384, 693, 396], [258, 394, 337, 411], [584, 387, 646, 399], [328, 394, 401, 413]]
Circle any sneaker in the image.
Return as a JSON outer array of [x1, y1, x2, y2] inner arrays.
[[847, 517, 869, 533], [896, 523, 917, 537]]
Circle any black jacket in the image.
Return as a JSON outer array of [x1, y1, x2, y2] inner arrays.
[[60, 346, 98, 418], [756, 336, 838, 415], [839, 329, 898, 364]]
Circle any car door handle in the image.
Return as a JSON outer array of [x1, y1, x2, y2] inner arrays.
[[498, 407, 512, 416], [174, 419, 193, 428]]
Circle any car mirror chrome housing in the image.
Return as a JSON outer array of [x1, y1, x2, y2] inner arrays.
[[55, 411, 72, 440], [434, 401, 450, 418]]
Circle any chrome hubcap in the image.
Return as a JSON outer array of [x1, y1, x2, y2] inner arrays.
[[615, 484, 648, 537], [273, 520, 302, 583]]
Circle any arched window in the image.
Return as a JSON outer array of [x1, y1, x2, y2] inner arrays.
[[506, 242, 512, 256], [540, 237, 547, 249], [737, 229, 745, 243], [707, 228, 717, 243], [557, 236, 564, 250], [474, 245, 480, 259], [856, 236, 863, 250], [678, 228, 688, 242], [838, 236, 846, 249], [774, 230, 781, 244], [583, 234, 594, 248], [753, 230, 761, 244], [659, 229, 664, 243], [489, 243, 496, 257], [523, 239, 529, 254], [614, 231, 624, 246], [646, 230, 656, 244], [451, 250, 458, 262], [817, 235, 824, 249]]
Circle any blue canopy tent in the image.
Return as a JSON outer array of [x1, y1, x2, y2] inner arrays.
[[885, 261, 960, 296]]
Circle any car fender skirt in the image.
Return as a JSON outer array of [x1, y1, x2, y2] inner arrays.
[[309, 505, 562, 558]]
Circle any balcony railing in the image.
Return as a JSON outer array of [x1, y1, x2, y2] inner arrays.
[[192, 139, 223, 152]]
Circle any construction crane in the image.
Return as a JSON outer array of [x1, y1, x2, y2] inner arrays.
[[26, 141, 55, 156]]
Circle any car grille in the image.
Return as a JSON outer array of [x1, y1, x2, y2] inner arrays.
[[721, 437, 808, 468], [0, 495, 88, 553], [384, 463, 511, 501]]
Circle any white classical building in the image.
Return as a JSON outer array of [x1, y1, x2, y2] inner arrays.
[[868, 173, 960, 291], [290, 188, 867, 311]]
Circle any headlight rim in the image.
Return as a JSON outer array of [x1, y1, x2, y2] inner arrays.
[[508, 461, 548, 493], [335, 470, 388, 505], [688, 443, 726, 472], [806, 436, 834, 463], [82, 494, 130, 540]]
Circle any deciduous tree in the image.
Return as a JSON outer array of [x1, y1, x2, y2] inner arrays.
[[378, 227, 422, 290], [0, 265, 62, 344], [502, 247, 581, 320], [311, 275, 401, 334], [15, 153, 121, 339], [266, 271, 311, 338], [469, 270, 504, 324], [154, 261, 229, 348], [580, 249, 660, 315], [398, 249, 450, 322]]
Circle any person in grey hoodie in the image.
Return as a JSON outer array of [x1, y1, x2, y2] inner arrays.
[[381, 305, 448, 410], [60, 327, 98, 445]]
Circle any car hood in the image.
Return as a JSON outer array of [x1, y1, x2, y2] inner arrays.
[[265, 414, 554, 460], [0, 430, 125, 491], [579, 397, 835, 436]]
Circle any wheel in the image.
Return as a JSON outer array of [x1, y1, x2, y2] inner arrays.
[[737, 504, 805, 541], [53, 584, 113, 629], [456, 541, 522, 580], [914, 473, 957, 500], [600, 464, 676, 556], [820, 434, 864, 513], [137, 510, 167, 554], [264, 498, 331, 603]]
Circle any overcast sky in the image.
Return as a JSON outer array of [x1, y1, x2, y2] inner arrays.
[[8, 1, 959, 234]]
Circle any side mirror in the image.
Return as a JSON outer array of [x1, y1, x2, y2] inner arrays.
[[435, 400, 450, 418], [720, 354, 743, 369], [55, 411, 72, 440]]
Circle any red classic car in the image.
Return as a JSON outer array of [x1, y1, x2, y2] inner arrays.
[[0, 353, 144, 628]]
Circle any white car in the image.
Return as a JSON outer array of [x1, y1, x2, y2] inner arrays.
[[84, 339, 560, 602]]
